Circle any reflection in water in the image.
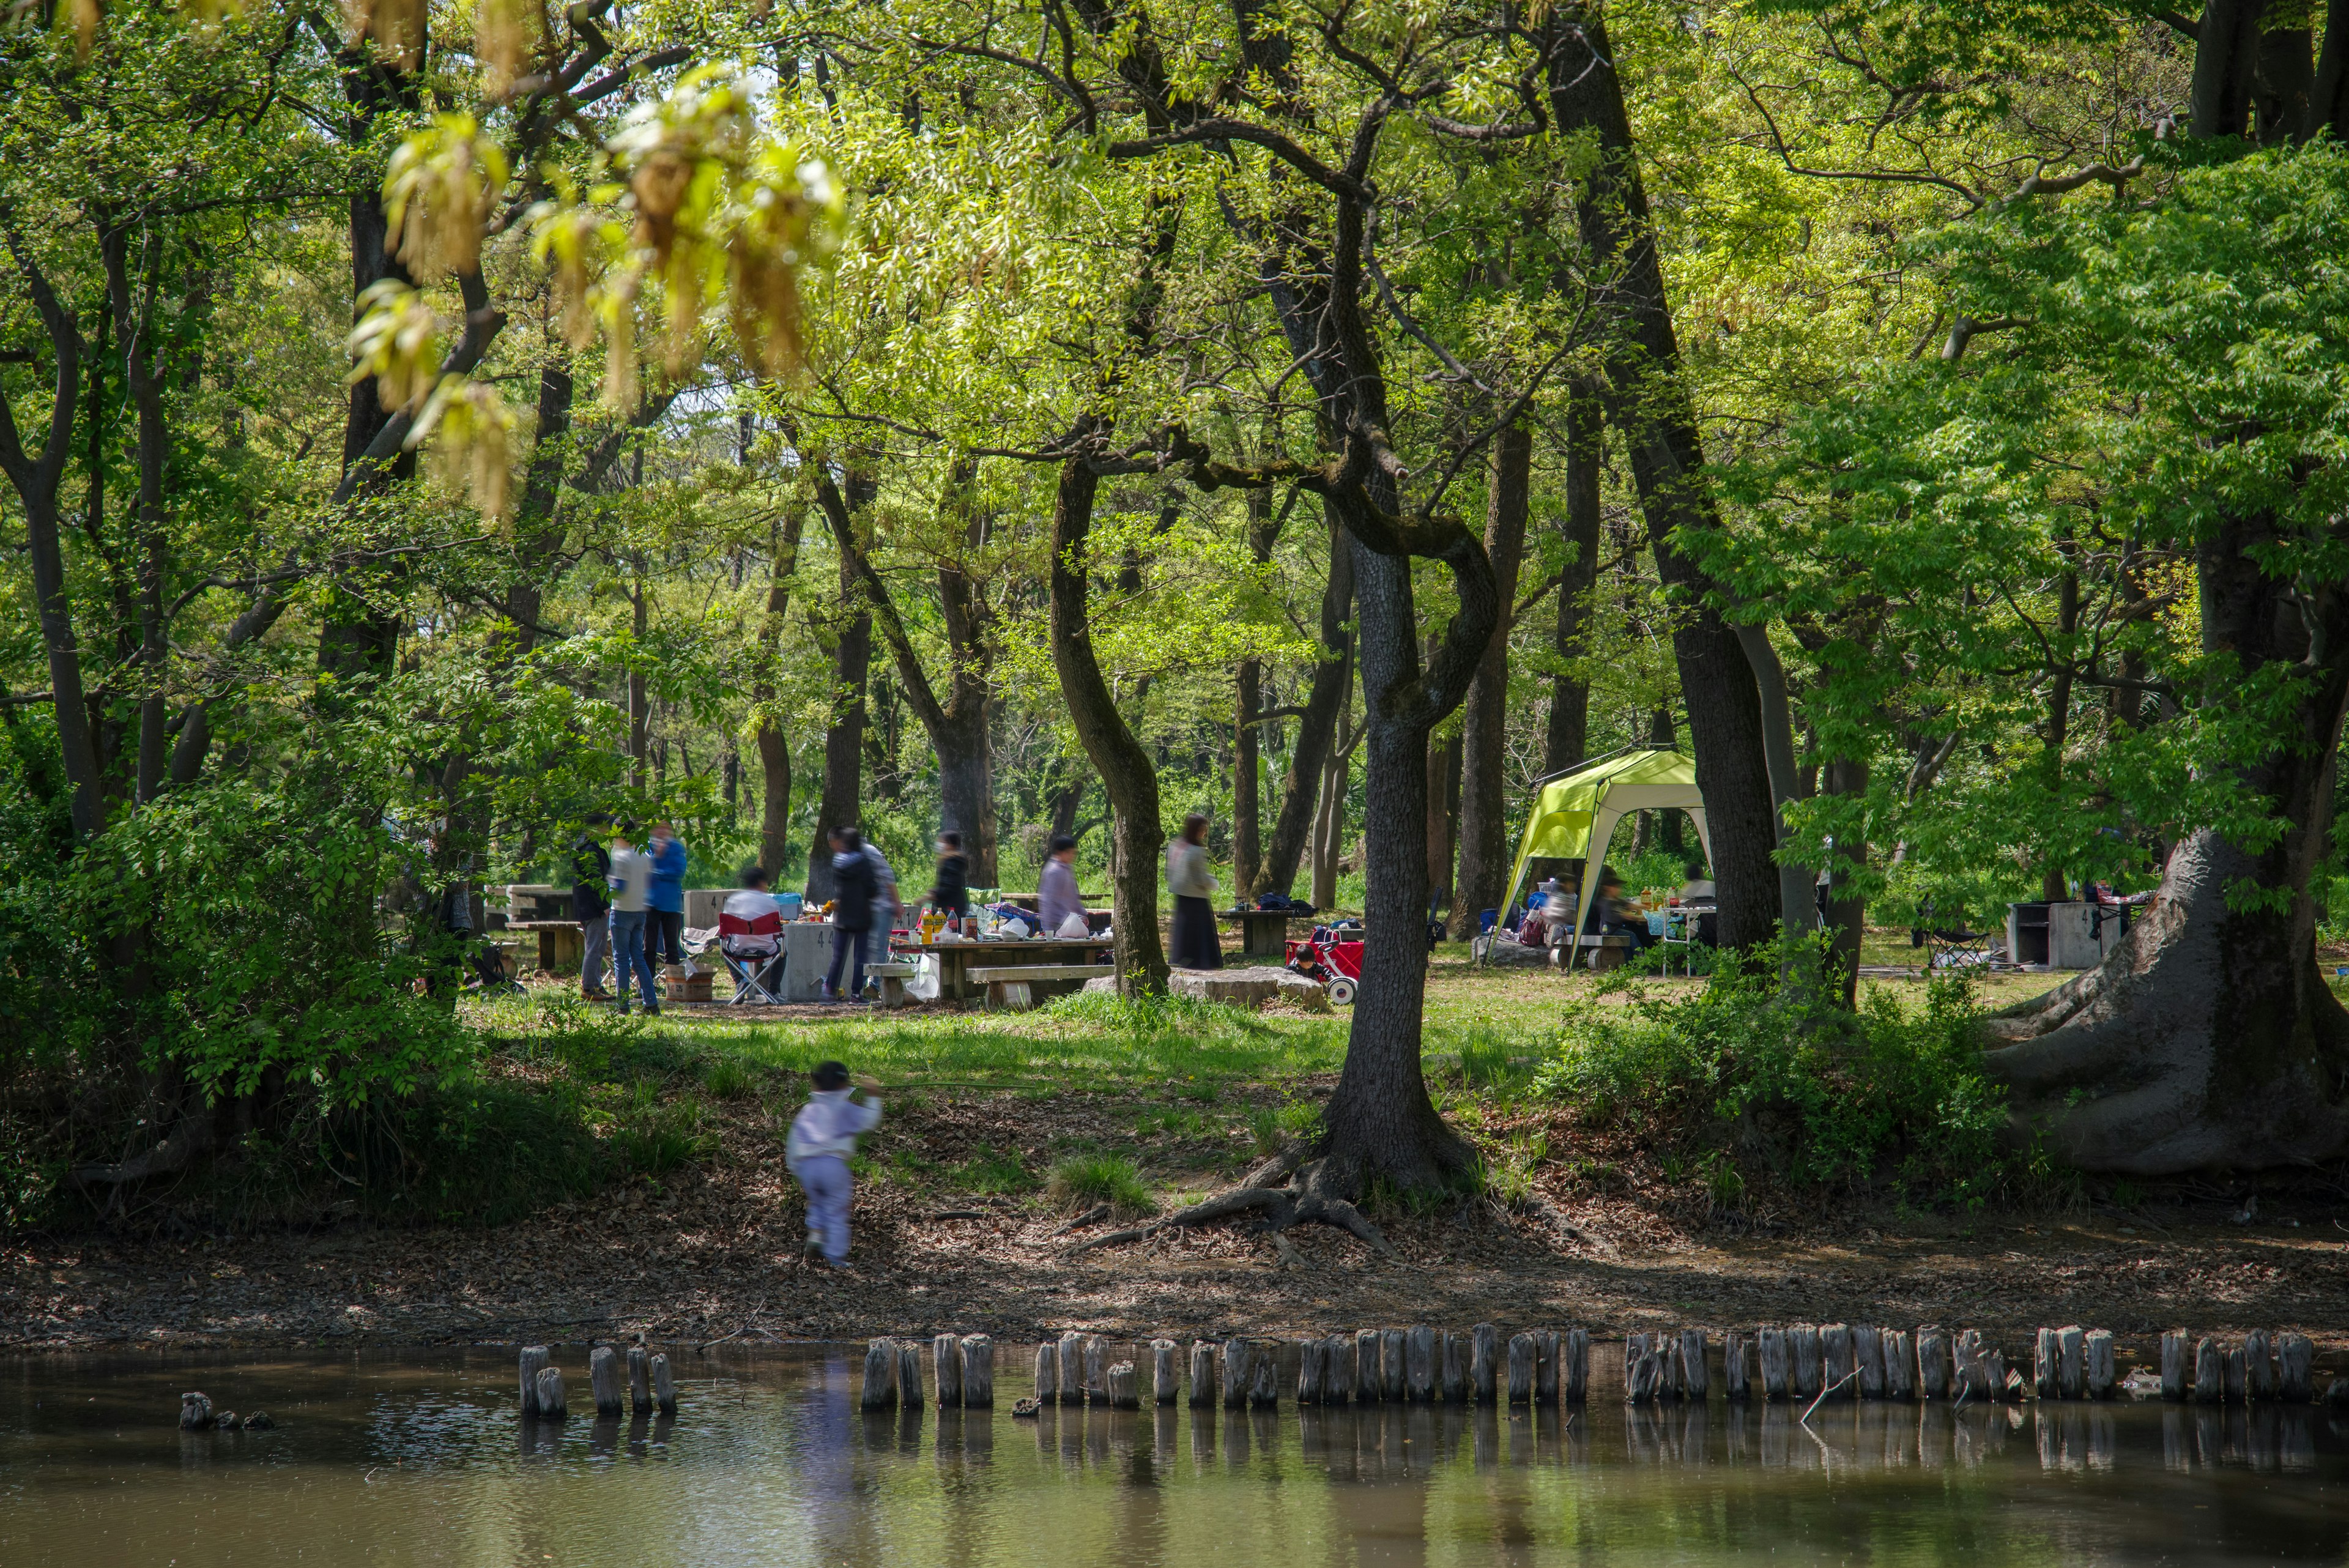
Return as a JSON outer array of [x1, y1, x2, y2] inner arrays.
[[2, 1349, 2347, 1567]]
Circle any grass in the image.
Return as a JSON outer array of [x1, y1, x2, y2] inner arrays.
[[1046, 1153, 1154, 1217]]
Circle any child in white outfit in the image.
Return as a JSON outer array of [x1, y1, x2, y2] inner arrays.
[[786, 1061, 883, 1265]]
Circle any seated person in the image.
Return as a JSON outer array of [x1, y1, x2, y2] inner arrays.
[[721, 866, 787, 989], [1533, 878, 1576, 948], [1592, 868, 1651, 951]]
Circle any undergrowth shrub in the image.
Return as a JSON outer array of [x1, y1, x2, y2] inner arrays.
[[1047, 1153, 1152, 1216], [1534, 942, 2008, 1205]]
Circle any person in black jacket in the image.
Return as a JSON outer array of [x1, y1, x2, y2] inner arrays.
[[823, 827, 877, 1004], [930, 829, 971, 934], [573, 813, 614, 1000]]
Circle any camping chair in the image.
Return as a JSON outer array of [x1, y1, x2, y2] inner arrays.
[[1909, 901, 1995, 970], [717, 909, 787, 1005]]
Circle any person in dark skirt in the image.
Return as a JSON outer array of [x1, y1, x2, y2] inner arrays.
[[1167, 812, 1222, 970], [930, 829, 971, 934]]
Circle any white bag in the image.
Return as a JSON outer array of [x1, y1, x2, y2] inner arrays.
[[908, 954, 941, 1001], [1056, 913, 1091, 938]]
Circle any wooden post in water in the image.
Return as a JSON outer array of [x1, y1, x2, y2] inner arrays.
[[535, 1366, 568, 1419], [1536, 1331, 1562, 1406], [863, 1339, 899, 1411], [2243, 1329, 2276, 1401], [1034, 1343, 1059, 1406], [1250, 1348, 1278, 1410], [962, 1336, 995, 1408], [1108, 1362, 1140, 1410], [1152, 1339, 1180, 1405], [1406, 1326, 1437, 1402], [1792, 1326, 1824, 1399], [2160, 1331, 2189, 1401], [629, 1346, 651, 1414], [1324, 1334, 1355, 1405], [1222, 1339, 1252, 1410], [2278, 1334, 2314, 1403], [1757, 1328, 1790, 1401], [1724, 1331, 1750, 1401], [1679, 1330, 1708, 1402], [1059, 1332, 1086, 1406], [2083, 1331, 2115, 1400], [2035, 1329, 2060, 1399], [1189, 1340, 1217, 1408], [1440, 1331, 1468, 1403], [651, 1353, 676, 1416], [1471, 1324, 1499, 1403], [2193, 1337, 2223, 1404], [1354, 1329, 1381, 1403], [1821, 1325, 1854, 1401], [590, 1346, 625, 1417], [1853, 1325, 1883, 1400], [2057, 1326, 2085, 1400], [2224, 1344, 2247, 1403], [934, 1334, 963, 1408], [1883, 1330, 1915, 1401], [1297, 1337, 1325, 1405], [1564, 1329, 1590, 1403], [1083, 1337, 1108, 1406], [1917, 1328, 1950, 1400], [900, 1342, 926, 1411], [519, 1347, 551, 1418], [1953, 1330, 1987, 1400], [1381, 1329, 1408, 1402], [1505, 1333, 1535, 1404]]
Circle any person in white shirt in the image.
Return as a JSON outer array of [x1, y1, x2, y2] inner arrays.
[[721, 866, 785, 995], [785, 1061, 883, 1265], [606, 825, 659, 1013], [1166, 812, 1222, 969]]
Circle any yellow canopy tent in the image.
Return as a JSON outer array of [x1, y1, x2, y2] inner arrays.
[[1502, 748, 1712, 939]]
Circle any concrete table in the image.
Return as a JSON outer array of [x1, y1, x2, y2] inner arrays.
[[894, 937, 1115, 1003], [1218, 908, 1302, 959], [507, 920, 584, 975]]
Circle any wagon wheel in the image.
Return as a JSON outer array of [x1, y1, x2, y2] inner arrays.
[[1327, 977, 1357, 1006]]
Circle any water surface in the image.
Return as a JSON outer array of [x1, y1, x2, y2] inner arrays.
[[3, 1348, 2344, 1566]]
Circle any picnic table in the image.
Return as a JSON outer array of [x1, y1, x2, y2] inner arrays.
[[506, 919, 582, 975], [1217, 907, 1310, 959], [892, 935, 1114, 1005]]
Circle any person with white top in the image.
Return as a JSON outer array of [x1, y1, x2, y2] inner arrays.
[[1039, 834, 1086, 936], [606, 823, 660, 1014], [785, 1060, 883, 1266], [1167, 812, 1222, 970]]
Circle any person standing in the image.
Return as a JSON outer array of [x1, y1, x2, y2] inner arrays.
[[1039, 834, 1085, 936], [930, 830, 971, 935], [1167, 813, 1222, 970], [571, 814, 614, 1000], [823, 827, 876, 1004], [862, 834, 902, 969], [647, 820, 688, 972], [607, 822, 661, 1014], [785, 1060, 883, 1266]]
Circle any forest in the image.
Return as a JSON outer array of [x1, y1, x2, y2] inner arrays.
[[6, 0, 2349, 1232]]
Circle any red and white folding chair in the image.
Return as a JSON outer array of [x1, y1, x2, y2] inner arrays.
[[718, 910, 786, 1005]]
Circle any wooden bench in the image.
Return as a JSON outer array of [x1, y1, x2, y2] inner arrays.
[[865, 960, 919, 1009], [965, 962, 1115, 1011], [1560, 934, 1637, 973]]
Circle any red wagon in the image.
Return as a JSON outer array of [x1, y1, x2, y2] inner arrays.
[[1285, 926, 1365, 1006]]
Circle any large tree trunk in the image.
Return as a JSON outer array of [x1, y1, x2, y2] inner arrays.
[[1254, 507, 1354, 896], [1234, 656, 1263, 896], [1543, 393, 1603, 777], [1820, 756, 1867, 1008], [1985, 515, 2349, 1171], [1547, 8, 1784, 951], [755, 507, 806, 883], [1425, 726, 1461, 922], [1048, 446, 1169, 995], [805, 469, 876, 902], [1450, 420, 1532, 935]]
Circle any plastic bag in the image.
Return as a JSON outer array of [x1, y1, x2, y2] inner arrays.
[[908, 954, 941, 1001], [1056, 912, 1091, 938]]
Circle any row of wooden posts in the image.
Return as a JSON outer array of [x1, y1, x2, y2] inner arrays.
[[518, 1342, 678, 1421], [858, 1325, 2334, 1414]]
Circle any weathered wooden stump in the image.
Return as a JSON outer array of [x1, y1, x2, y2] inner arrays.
[[1854, 1325, 1884, 1400], [1151, 1339, 1179, 1405], [1058, 1332, 1086, 1406], [900, 1342, 926, 1411], [1792, 1325, 1824, 1400], [2278, 1333, 2315, 1403], [1506, 1332, 1536, 1405], [1679, 1330, 1708, 1403], [1625, 1337, 1663, 1405], [1323, 1334, 1355, 1405], [1987, 1350, 2014, 1402], [2083, 1329, 2115, 1400], [1917, 1328, 1950, 1400], [179, 1392, 215, 1431], [1406, 1325, 1437, 1402], [2243, 1329, 2276, 1402], [1297, 1337, 1325, 1405], [2057, 1325, 2085, 1400], [651, 1353, 676, 1416], [1535, 1330, 1562, 1406], [519, 1347, 551, 1418], [590, 1346, 625, 1418], [2193, 1336, 2224, 1405], [2161, 1330, 2189, 1401], [2224, 1343, 2247, 1404], [863, 1339, 899, 1411], [1883, 1330, 1915, 1401], [1821, 1324, 1854, 1401], [1034, 1343, 1059, 1406], [1757, 1328, 1790, 1401], [1222, 1338, 1252, 1410], [1564, 1329, 1589, 1403], [1471, 1323, 1499, 1403], [1107, 1362, 1139, 1410], [2034, 1328, 2060, 1399], [1724, 1331, 1750, 1402], [1953, 1329, 1987, 1401], [962, 1336, 994, 1407], [1354, 1329, 1381, 1403], [1440, 1331, 1468, 1403], [1083, 1336, 1108, 1406], [1380, 1328, 1407, 1402], [934, 1334, 963, 1407], [1250, 1347, 1278, 1409], [1187, 1340, 1215, 1407], [534, 1366, 568, 1419], [629, 1345, 651, 1414]]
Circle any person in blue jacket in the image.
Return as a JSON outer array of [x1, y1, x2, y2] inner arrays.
[[647, 820, 689, 974]]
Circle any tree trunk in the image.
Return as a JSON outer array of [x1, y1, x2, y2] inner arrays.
[[755, 508, 806, 883], [2194, 0, 2273, 136], [1450, 420, 1532, 935], [1543, 392, 1603, 778], [806, 469, 876, 902], [99, 219, 171, 808], [2041, 560, 2080, 902], [1312, 682, 1354, 910], [1255, 507, 1354, 896], [1821, 756, 1868, 1008], [1425, 725, 1461, 923], [1984, 514, 2349, 1171], [1048, 445, 1169, 995], [627, 577, 650, 789], [1234, 656, 1262, 896], [1547, 9, 1784, 951]]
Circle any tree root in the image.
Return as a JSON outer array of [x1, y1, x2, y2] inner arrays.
[[68, 1113, 213, 1191], [1045, 1202, 1111, 1238], [1064, 1154, 1395, 1258]]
